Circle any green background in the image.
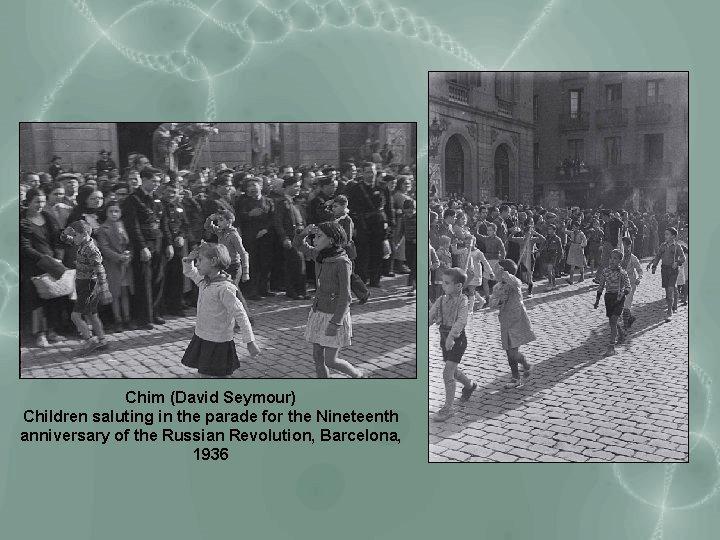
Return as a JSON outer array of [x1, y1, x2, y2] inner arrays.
[[1, 1, 718, 538]]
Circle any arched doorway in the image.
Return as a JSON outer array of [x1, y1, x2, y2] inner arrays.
[[494, 145, 510, 200], [444, 135, 465, 197]]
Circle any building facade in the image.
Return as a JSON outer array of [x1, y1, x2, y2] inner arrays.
[[533, 72, 688, 213], [20, 122, 416, 175], [428, 71, 535, 204]]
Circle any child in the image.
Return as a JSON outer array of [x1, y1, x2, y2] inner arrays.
[[538, 223, 563, 290], [331, 195, 369, 304], [397, 199, 417, 296], [475, 222, 506, 294], [62, 220, 109, 353], [565, 221, 587, 284], [294, 221, 366, 379], [434, 236, 453, 303], [620, 236, 643, 329], [181, 243, 259, 377], [429, 267, 476, 421], [585, 219, 604, 277], [464, 237, 494, 310], [594, 249, 631, 357], [648, 227, 686, 322], [489, 260, 535, 389], [96, 202, 134, 331], [204, 209, 252, 319]]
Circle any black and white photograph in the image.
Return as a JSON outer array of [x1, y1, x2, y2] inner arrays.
[[428, 72, 688, 462], [19, 122, 417, 379]]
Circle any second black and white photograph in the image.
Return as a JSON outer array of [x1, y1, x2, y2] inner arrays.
[[19, 122, 417, 379], [428, 72, 688, 462]]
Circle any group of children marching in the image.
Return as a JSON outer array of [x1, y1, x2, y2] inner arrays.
[[429, 225, 688, 422], [60, 193, 379, 379]]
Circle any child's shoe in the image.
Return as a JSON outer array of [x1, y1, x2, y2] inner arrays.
[[95, 338, 109, 351], [522, 365, 532, 382], [459, 382, 477, 402], [432, 407, 454, 422], [35, 334, 50, 348], [503, 378, 521, 389], [603, 345, 616, 357], [77, 336, 100, 355]]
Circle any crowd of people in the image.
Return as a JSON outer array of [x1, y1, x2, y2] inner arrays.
[[20, 149, 416, 378], [428, 196, 689, 421]]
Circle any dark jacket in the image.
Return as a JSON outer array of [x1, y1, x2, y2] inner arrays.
[[274, 194, 304, 243], [121, 188, 171, 253], [235, 195, 274, 244], [20, 209, 64, 279]]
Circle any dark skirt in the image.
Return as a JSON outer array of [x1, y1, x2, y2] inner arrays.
[[182, 334, 240, 376]]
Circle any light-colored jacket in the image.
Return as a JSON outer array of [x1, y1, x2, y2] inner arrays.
[[182, 262, 255, 343]]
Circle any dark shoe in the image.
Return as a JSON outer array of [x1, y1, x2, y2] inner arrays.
[[396, 264, 411, 274], [286, 293, 300, 300], [153, 317, 166, 325], [628, 315, 636, 328], [382, 272, 396, 278], [358, 293, 370, 304], [125, 321, 137, 331], [168, 309, 186, 317], [459, 382, 477, 402], [138, 323, 154, 331]]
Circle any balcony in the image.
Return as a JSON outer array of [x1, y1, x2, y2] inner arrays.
[[643, 161, 672, 178], [497, 98, 513, 118], [448, 82, 469, 105], [596, 108, 628, 128], [559, 112, 590, 131], [636, 103, 671, 125]]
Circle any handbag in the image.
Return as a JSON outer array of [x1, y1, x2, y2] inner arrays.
[[96, 278, 113, 305], [31, 269, 76, 299]]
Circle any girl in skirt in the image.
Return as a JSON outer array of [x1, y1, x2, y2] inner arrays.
[[294, 221, 365, 378], [489, 259, 537, 389], [181, 243, 259, 377]]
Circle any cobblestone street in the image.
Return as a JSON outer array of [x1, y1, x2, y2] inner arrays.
[[429, 258, 689, 463], [21, 276, 416, 379]]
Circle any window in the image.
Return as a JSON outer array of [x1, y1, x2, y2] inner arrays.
[[606, 83, 622, 105], [495, 72, 514, 100], [644, 134, 664, 163], [533, 142, 540, 169], [448, 72, 481, 87], [568, 139, 585, 161], [533, 95, 539, 121], [569, 89, 583, 118], [604, 137, 622, 166], [646, 80, 664, 104]]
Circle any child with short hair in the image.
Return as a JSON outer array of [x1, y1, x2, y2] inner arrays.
[[331, 195, 369, 304], [648, 227, 686, 322], [429, 267, 476, 421], [538, 223, 563, 290], [594, 249, 631, 357], [62, 220, 109, 353], [620, 236, 643, 330], [96, 201, 134, 331], [204, 210, 249, 286], [181, 243, 259, 377], [489, 259, 536, 389]]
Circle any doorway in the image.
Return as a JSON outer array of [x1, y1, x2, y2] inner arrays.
[[444, 135, 465, 197]]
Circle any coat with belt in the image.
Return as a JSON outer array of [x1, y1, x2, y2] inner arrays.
[[95, 222, 135, 299]]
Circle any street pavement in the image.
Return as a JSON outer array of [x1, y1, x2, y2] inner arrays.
[[21, 276, 416, 379], [429, 258, 689, 463]]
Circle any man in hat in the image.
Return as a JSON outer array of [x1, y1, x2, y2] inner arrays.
[[274, 175, 308, 299], [157, 181, 188, 317], [202, 174, 235, 241], [121, 167, 173, 328], [307, 175, 338, 225], [57, 173, 79, 207]]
